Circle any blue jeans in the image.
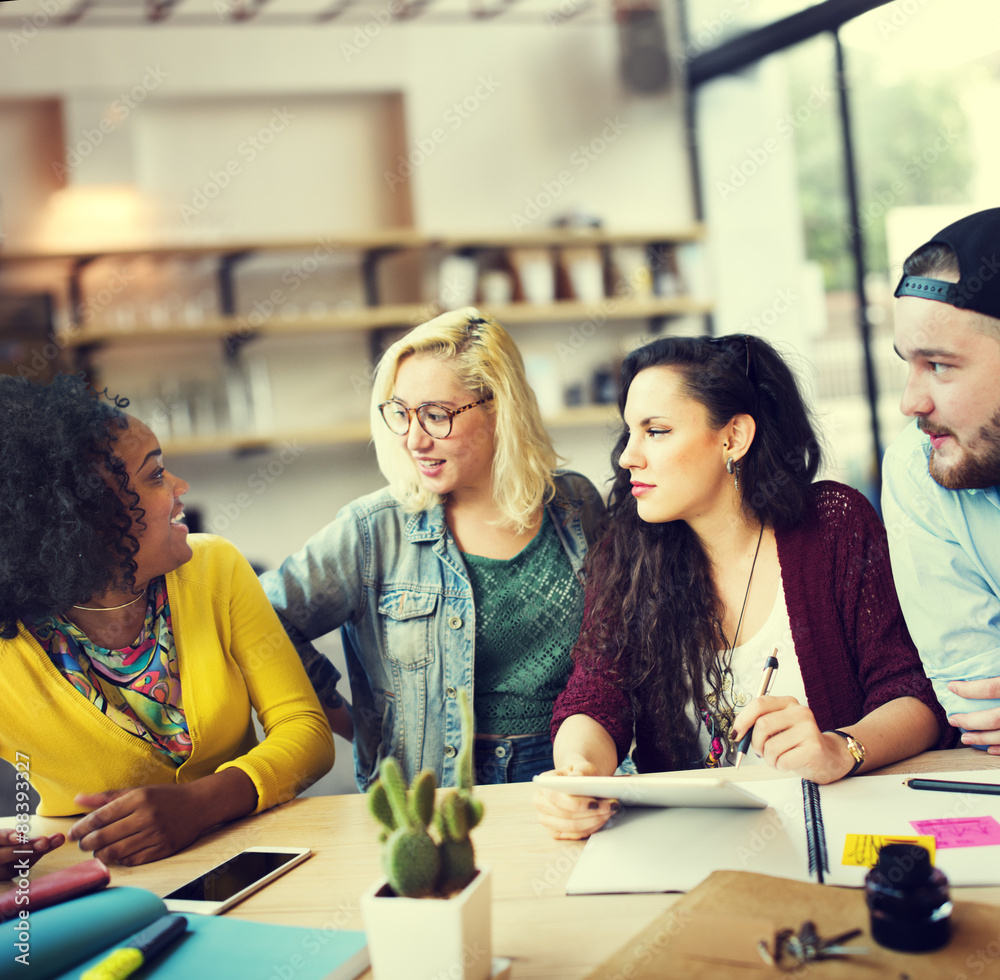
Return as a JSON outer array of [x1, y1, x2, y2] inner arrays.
[[473, 733, 554, 784]]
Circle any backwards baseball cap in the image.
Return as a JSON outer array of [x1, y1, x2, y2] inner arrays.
[[894, 207, 1000, 321]]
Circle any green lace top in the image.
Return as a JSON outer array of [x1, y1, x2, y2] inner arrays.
[[462, 510, 584, 735]]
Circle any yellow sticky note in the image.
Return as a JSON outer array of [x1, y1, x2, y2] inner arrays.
[[841, 834, 936, 867]]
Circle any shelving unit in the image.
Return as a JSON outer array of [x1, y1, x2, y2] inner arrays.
[[0, 226, 709, 455], [148, 405, 624, 458], [50, 295, 710, 349], [161, 420, 374, 456]]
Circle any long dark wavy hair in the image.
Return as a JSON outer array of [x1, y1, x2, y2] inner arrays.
[[0, 374, 142, 639], [577, 335, 822, 767]]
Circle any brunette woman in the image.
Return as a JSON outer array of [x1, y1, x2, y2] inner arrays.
[[535, 335, 953, 839]]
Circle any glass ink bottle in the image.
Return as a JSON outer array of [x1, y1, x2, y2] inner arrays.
[[865, 842, 952, 952]]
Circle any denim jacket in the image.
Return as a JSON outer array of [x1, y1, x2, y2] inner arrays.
[[261, 471, 605, 790]]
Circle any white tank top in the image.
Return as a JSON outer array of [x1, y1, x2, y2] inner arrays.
[[690, 568, 808, 768]]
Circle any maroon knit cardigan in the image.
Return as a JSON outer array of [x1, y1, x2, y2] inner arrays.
[[551, 481, 956, 771]]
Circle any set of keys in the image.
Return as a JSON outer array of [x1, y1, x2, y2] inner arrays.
[[757, 919, 869, 969]]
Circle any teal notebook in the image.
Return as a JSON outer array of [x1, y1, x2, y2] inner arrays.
[[0, 886, 368, 980]]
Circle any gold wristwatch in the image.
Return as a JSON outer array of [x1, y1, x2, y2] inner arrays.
[[827, 729, 865, 776]]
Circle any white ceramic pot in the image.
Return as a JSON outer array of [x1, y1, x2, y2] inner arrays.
[[360, 866, 492, 980]]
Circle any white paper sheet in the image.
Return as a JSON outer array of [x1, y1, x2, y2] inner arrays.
[[564, 769, 1000, 894]]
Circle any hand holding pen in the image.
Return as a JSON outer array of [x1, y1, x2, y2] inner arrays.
[[731, 654, 863, 783], [735, 651, 779, 769]]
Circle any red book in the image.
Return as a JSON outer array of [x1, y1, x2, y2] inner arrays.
[[0, 857, 110, 921]]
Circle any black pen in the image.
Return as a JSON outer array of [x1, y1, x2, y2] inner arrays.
[[734, 651, 779, 769], [905, 777, 1000, 796]]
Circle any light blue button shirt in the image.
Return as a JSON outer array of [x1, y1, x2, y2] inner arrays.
[[882, 419, 1000, 724], [261, 470, 604, 790]]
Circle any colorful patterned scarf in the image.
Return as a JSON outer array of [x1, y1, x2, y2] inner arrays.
[[29, 578, 191, 765]]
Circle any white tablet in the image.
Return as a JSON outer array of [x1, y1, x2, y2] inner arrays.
[[532, 774, 769, 809]]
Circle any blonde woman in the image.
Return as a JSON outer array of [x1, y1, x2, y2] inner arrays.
[[263, 309, 604, 789]]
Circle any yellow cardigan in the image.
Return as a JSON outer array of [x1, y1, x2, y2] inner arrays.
[[1, 534, 334, 816]]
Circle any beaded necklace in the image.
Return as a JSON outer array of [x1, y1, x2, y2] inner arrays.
[[702, 522, 765, 767]]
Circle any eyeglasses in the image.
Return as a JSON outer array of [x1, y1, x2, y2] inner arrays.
[[378, 396, 493, 438]]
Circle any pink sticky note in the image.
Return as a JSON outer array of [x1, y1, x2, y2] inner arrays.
[[909, 816, 1000, 849]]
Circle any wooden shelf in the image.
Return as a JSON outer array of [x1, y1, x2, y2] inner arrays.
[[56, 304, 431, 348], [6, 228, 708, 457], [0, 230, 428, 265], [58, 297, 710, 349], [1, 225, 705, 265], [161, 421, 373, 456], [159, 406, 620, 456], [480, 296, 711, 325], [436, 226, 706, 250]]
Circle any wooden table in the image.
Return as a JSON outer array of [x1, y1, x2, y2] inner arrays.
[[5, 749, 1000, 980]]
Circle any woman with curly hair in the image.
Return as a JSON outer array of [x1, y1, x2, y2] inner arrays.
[[534, 334, 954, 839], [0, 374, 333, 878], [263, 308, 604, 789]]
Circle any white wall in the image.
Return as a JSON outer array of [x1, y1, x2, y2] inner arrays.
[[0, 21, 693, 241], [0, 100, 64, 243], [694, 55, 835, 476], [0, 12, 697, 794]]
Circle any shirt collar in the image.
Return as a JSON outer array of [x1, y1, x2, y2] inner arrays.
[[967, 485, 1000, 510], [404, 502, 448, 542]]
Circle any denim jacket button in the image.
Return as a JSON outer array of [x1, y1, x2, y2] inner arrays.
[[445, 687, 457, 699], [444, 744, 457, 758], [448, 616, 463, 629]]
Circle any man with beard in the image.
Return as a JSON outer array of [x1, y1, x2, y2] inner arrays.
[[883, 208, 1000, 755]]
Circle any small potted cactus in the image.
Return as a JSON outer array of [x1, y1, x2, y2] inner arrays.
[[360, 691, 492, 980]]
